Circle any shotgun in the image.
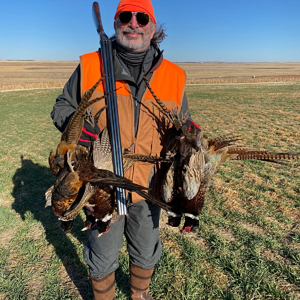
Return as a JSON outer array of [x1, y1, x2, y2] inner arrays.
[[92, 1, 127, 215]]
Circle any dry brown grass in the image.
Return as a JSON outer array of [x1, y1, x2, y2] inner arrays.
[[177, 62, 300, 84], [0, 60, 78, 91], [1, 60, 300, 91]]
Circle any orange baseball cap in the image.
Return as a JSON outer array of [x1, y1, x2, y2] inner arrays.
[[114, 0, 156, 24]]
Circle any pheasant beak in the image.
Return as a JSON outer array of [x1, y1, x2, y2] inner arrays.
[[81, 223, 93, 231], [97, 224, 110, 238]]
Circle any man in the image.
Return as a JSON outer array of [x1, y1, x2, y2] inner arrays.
[[51, 0, 195, 299]]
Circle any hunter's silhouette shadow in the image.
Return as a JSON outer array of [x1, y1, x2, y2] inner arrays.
[[11, 156, 130, 299]]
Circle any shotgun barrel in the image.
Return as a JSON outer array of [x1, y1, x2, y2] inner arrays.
[[92, 2, 127, 215]]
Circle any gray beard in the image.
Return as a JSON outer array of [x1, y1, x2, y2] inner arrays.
[[115, 27, 151, 51]]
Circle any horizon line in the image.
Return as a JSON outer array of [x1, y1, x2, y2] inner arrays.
[[1, 59, 299, 64]]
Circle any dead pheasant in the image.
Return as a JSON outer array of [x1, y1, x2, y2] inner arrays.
[[48, 77, 107, 175], [143, 75, 300, 233], [46, 98, 171, 236], [76, 126, 172, 236], [47, 138, 171, 234]]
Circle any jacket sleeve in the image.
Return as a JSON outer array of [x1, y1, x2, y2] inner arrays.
[[179, 92, 191, 118], [50, 65, 81, 132]]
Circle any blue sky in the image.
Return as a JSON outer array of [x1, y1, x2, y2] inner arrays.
[[0, 0, 299, 62]]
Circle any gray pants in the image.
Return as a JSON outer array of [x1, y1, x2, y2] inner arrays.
[[83, 200, 162, 278]]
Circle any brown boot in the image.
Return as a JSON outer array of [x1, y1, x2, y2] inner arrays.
[[90, 272, 115, 300], [130, 264, 155, 300]]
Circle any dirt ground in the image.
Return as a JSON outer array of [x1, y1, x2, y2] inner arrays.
[[1, 60, 300, 91]]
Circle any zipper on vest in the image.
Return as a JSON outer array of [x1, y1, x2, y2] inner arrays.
[[133, 93, 140, 138]]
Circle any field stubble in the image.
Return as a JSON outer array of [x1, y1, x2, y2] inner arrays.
[[0, 65, 299, 299], [1, 60, 300, 91]]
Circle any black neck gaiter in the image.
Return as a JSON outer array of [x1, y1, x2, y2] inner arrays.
[[116, 43, 149, 83]]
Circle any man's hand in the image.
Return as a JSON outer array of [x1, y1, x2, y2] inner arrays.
[[78, 120, 100, 147]]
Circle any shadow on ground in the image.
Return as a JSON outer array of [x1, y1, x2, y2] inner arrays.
[[11, 156, 130, 299]]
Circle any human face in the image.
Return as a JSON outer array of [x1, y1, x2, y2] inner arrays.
[[114, 11, 156, 52]]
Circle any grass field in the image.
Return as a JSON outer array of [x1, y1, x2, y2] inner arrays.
[[0, 82, 299, 299]]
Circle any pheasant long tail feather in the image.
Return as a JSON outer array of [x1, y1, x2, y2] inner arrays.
[[65, 96, 108, 144], [63, 77, 106, 144], [89, 177, 148, 191], [134, 190, 172, 211], [143, 72, 176, 124], [228, 147, 300, 162], [94, 105, 108, 123], [122, 154, 173, 173], [123, 153, 173, 163], [207, 134, 242, 151], [87, 169, 149, 191]]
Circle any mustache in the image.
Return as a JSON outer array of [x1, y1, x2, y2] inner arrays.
[[122, 28, 144, 35]]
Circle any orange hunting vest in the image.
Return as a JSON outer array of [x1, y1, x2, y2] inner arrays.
[[80, 51, 186, 202]]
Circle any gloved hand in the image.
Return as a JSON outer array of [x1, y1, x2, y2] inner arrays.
[[78, 120, 100, 147]]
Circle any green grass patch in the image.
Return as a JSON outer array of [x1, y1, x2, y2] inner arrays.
[[0, 83, 299, 299]]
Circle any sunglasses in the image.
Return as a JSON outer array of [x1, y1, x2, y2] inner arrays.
[[118, 11, 150, 26]]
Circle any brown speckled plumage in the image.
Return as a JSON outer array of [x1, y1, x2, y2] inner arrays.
[[144, 75, 300, 233], [46, 91, 171, 235]]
